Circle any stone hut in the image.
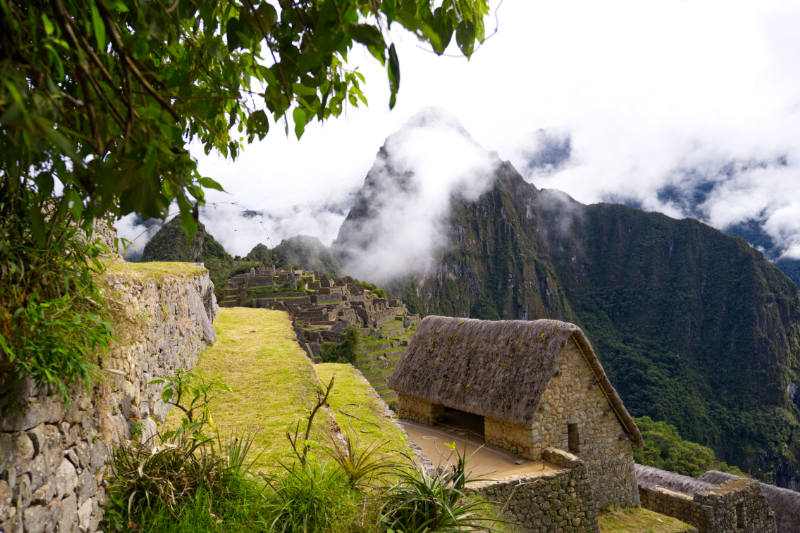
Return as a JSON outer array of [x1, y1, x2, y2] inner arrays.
[[636, 465, 777, 533], [388, 315, 643, 508]]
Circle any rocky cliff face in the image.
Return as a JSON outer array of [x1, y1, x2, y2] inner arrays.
[[335, 132, 800, 489]]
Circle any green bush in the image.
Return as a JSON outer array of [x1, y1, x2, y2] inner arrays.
[[379, 446, 499, 532], [320, 327, 359, 364], [633, 416, 747, 477], [0, 193, 113, 398]]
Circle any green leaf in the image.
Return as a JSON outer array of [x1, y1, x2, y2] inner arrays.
[[41, 13, 54, 35], [351, 23, 386, 53], [90, 1, 106, 51], [28, 207, 46, 246], [35, 172, 54, 197], [455, 21, 475, 57], [387, 43, 400, 109], [293, 107, 307, 139], [197, 176, 224, 192]]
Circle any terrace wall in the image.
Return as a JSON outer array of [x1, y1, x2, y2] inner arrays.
[[0, 264, 216, 533]]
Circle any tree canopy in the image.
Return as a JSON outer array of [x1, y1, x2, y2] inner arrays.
[[1, 0, 490, 233], [0, 0, 491, 393]]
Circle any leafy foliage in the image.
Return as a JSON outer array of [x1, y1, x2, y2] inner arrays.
[[320, 326, 359, 363], [379, 445, 498, 532], [1, 0, 489, 389], [633, 416, 746, 478], [104, 371, 254, 531], [0, 192, 113, 396], [2, 0, 490, 236]]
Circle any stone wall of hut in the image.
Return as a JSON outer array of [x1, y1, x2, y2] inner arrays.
[[528, 339, 639, 508], [639, 478, 776, 533], [484, 417, 534, 457], [397, 393, 443, 425], [474, 448, 599, 533]]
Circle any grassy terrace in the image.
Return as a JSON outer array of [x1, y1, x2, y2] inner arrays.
[[104, 259, 206, 279], [167, 307, 326, 473], [598, 507, 695, 533], [170, 307, 414, 474]]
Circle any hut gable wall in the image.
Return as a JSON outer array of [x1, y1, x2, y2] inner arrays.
[[528, 338, 639, 508]]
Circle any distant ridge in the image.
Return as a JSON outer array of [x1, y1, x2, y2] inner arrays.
[[335, 116, 800, 490]]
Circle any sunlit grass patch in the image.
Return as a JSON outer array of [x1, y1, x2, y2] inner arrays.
[[166, 307, 330, 473], [104, 259, 206, 278], [598, 506, 695, 533], [315, 362, 413, 460]]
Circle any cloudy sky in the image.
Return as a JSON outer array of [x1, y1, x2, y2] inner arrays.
[[118, 0, 800, 264]]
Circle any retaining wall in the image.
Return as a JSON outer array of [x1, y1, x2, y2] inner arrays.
[[474, 448, 599, 533], [0, 262, 216, 533]]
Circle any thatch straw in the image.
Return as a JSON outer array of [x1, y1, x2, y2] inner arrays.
[[388, 316, 643, 446], [699, 471, 800, 533], [635, 464, 715, 496]]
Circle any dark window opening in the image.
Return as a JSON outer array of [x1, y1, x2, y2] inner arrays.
[[736, 502, 744, 529], [437, 407, 485, 442], [568, 423, 580, 453]]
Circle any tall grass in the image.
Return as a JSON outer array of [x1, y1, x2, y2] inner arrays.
[[103, 375, 502, 532]]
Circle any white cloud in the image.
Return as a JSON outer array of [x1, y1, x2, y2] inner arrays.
[[117, 0, 800, 270], [335, 109, 499, 283]]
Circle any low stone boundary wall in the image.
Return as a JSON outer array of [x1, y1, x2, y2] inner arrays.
[[473, 448, 599, 533], [0, 264, 216, 533], [636, 464, 776, 533]]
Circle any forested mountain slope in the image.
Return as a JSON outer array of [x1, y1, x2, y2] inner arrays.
[[335, 147, 800, 489]]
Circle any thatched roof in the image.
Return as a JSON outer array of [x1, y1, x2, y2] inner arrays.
[[388, 316, 643, 446], [635, 464, 715, 496], [699, 471, 800, 533]]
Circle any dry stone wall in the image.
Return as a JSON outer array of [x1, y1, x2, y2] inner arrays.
[[0, 263, 216, 533], [474, 448, 599, 533], [636, 465, 777, 533], [528, 339, 639, 508]]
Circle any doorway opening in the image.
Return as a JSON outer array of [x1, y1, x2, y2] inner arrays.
[[436, 407, 485, 442]]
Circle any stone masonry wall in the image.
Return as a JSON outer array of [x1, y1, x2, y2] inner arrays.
[[0, 263, 216, 533], [397, 393, 443, 425], [485, 417, 534, 458], [528, 339, 639, 508], [474, 448, 599, 533], [639, 478, 777, 533]]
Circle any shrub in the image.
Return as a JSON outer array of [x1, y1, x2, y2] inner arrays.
[[0, 196, 114, 399], [320, 327, 359, 364], [103, 372, 255, 531], [379, 446, 498, 532]]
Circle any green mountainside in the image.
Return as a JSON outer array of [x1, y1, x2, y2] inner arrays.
[[271, 235, 340, 275], [335, 158, 800, 489], [141, 223, 339, 296], [141, 217, 235, 294]]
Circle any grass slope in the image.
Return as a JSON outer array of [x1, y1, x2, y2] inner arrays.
[[175, 307, 327, 472], [316, 363, 413, 458], [182, 307, 415, 473], [598, 507, 695, 533]]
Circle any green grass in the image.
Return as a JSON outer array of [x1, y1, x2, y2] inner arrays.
[[315, 363, 413, 458], [104, 259, 206, 278], [166, 307, 328, 473], [598, 507, 695, 533]]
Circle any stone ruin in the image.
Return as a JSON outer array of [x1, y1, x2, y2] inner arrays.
[[635, 464, 778, 533], [220, 266, 417, 359]]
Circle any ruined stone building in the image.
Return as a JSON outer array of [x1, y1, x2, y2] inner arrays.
[[388, 315, 643, 509], [636, 465, 778, 533], [220, 266, 415, 360]]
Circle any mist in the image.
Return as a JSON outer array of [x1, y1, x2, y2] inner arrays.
[[333, 109, 500, 283]]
